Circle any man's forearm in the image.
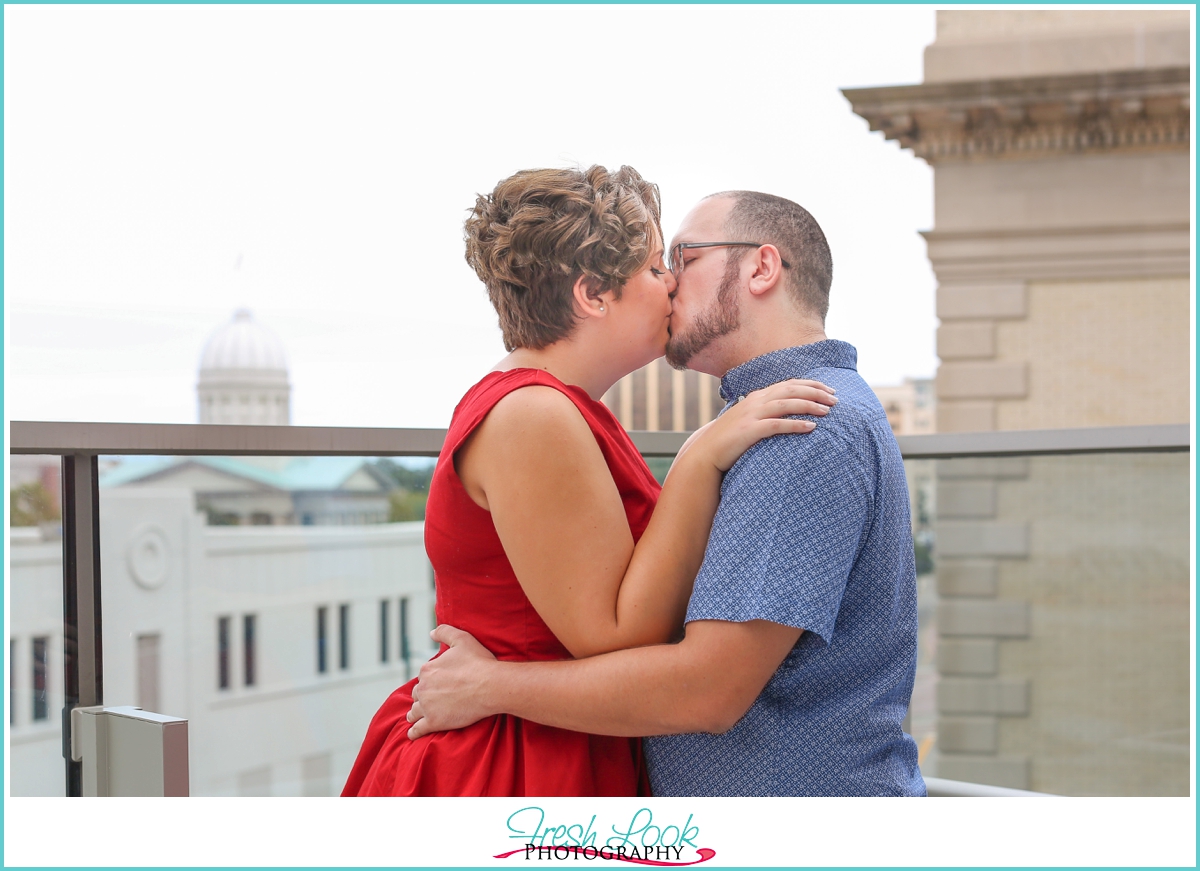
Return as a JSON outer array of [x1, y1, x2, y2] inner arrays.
[[485, 640, 731, 737]]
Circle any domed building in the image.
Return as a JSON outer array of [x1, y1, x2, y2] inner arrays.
[[92, 307, 399, 528], [197, 308, 291, 425]]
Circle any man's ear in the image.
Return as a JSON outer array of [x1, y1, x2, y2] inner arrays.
[[746, 245, 786, 298], [572, 274, 609, 317]]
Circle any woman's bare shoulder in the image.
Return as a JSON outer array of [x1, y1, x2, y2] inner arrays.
[[480, 384, 593, 443]]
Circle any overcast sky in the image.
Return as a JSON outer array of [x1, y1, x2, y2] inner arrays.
[[5, 5, 938, 429]]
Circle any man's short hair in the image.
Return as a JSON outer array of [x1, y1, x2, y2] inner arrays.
[[709, 191, 833, 321]]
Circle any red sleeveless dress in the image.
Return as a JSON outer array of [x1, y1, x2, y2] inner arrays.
[[342, 369, 660, 796]]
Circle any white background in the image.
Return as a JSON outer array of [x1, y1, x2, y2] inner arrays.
[[5, 4, 937, 429], [4, 796, 1197, 866]]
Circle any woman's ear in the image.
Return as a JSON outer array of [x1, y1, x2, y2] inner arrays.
[[572, 275, 609, 317]]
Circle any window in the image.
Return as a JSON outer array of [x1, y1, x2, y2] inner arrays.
[[243, 615, 257, 687], [399, 597, 410, 664], [379, 599, 390, 663], [31, 636, 48, 721], [137, 634, 161, 712], [316, 606, 328, 674], [217, 616, 231, 689], [338, 604, 350, 670]]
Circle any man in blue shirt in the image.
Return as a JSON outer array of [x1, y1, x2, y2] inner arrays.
[[409, 191, 924, 796]]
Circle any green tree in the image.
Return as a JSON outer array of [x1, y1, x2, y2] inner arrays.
[[373, 459, 435, 493], [388, 489, 428, 522], [10, 482, 60, 527]]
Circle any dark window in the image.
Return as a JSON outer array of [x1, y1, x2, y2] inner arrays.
[[379, 599, 390, 663], [400, 597, 411, 663], [137, 634, 161, 712], [316, 607, 328, 674], [32, 636, 48, 721], [338, 604, 350, 670], [10, 639, 16, 725], [243, 615, 257, 687], [217, 616, 231, 689]]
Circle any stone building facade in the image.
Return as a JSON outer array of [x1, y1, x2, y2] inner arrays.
[[845, 10, 1189, 435], [845, 11, 1191, 795]]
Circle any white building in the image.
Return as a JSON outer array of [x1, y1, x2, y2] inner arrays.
[[10, 308, 435, 796], [9, 489, 435, 796]]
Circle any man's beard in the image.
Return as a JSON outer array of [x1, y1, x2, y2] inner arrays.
[[665, 260, 741, 370]]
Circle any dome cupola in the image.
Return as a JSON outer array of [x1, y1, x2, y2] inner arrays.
[[197, 309, 291, 425]]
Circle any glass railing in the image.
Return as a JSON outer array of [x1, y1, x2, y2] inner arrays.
[[7, 421, 1189, 796], [8, 453, 66, 796]]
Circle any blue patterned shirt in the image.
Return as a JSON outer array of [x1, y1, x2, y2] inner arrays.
[[644, 341, 925, 796]]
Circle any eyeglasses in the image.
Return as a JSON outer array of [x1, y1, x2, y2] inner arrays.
[[668, 242, 792, 278]]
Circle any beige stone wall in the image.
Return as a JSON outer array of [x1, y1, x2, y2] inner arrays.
[[997, 453, 1190, 795], [934, 452, 1190, 795], [927, 10, 1190, 82], [848, 7, 1192, 798], [929, 107, 1189, 435], [933, 151, 1190, 233], [993, 278, 1190, 430]]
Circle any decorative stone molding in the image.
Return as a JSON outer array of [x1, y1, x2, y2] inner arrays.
[[937, 522, 1030, 559], [843, 67, 1189, 164], [937, 362, 1028, 400], [939, 678, 1030, 715], [937, 402, 996, 433], [937, 283, 1027, 320], [127, 524, 170, 591], [938, 639, 1000, 675], [925, 223, 1190, 283], [938, 322, 997, 360], [939, 600, 1031, 637], [938, 717, 999, 754], [937, 561, 1000, 598], [937, 481, 998, 518]]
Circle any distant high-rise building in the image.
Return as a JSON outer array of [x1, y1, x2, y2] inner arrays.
[[872, 378, 937, 436], [602, 360, 722, 432], [197, 309, 291, 425]]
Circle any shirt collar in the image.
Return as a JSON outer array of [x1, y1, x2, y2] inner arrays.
[[719, 340, 859, 403]]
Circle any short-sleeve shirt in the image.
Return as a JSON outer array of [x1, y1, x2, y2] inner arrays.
[[643, 341, 925, 796]]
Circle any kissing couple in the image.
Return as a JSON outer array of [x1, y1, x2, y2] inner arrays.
[[343, 164, 925, 798]]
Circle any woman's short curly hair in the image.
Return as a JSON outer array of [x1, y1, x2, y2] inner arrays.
[[464, 165, 662, 351]]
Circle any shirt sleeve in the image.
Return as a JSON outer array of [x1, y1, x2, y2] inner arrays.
[[684, 426, 874, 644]]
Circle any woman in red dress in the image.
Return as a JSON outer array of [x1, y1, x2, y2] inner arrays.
[[342, 166, 833, 796]]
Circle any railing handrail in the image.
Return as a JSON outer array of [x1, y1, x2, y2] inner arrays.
[[8, 420, 1189, 458], [923, 776, 1054, 798]]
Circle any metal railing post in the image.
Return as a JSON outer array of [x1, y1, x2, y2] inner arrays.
[[61, 453, 103, 797]]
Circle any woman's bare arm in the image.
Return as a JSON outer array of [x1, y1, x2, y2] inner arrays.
[[456, 380, 832, 658]]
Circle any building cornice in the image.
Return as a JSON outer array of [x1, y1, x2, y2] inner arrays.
[[922, 222, 1190, 283], [843, 66, 1189, 163]]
